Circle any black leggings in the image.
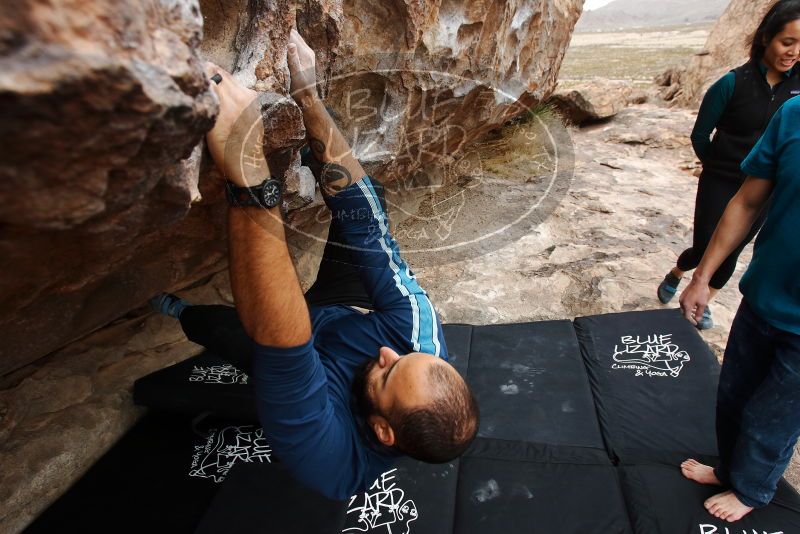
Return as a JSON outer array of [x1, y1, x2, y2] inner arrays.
[[179, 179, 388, 369], [676, 172, 767, 290]]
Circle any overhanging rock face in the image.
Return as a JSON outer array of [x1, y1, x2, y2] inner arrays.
[[0, 0, 583, 375], [0, 0, 222, 378]]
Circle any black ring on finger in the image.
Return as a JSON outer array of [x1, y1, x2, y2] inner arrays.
[[211, 73, 223, 85]]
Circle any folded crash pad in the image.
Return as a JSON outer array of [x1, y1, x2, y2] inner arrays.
[[466, 321, 605, 449], [194, 461, 347, 534], [454, 439, 632, 534], [25, 414, 271, 533], [33, 311, 800, 534], [574, 308, 720, 463], [620, 464, 800, 534]]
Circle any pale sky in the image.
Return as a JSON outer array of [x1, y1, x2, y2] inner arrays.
[[584, 0, 616, 11]]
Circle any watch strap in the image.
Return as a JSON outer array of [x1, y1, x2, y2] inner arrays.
[[225, 179, 282, 209]]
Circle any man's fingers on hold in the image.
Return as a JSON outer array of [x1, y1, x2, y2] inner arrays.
[[204, 61, 221, 78], [289, 28, 312, 59], [204, 61, 235, 83], [203, 62, 222, 95]]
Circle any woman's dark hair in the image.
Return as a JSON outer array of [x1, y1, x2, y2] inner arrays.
[[750, 0, 800, 60]]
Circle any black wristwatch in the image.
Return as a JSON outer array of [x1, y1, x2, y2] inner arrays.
[[225, 179, 282, 209]]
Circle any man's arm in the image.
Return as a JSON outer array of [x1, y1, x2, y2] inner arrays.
[[228, 209, 311, 347], [680, 178, 773, 324], [287, 30, 444, 357], [287, 29, 365, 194], [204, 63, 310, 348], [680, 99, 787, 325], [204, 63, 354, 500]]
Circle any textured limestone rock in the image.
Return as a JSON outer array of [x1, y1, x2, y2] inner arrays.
[[548, 81, 635, 125], [0, 0, 223, 377], [199, 0, 581, 176], [0, 0, 217, 229], [659, 0, 774, 107], [1, 0, 584, 377]]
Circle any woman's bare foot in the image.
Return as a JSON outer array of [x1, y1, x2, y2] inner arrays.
[[681, 459, 722, 486], [704, 491, 754, 522]]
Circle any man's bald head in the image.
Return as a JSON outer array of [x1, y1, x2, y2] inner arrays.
[[355, 348, 479, 463]]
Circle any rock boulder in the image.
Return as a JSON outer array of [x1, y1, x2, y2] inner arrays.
[[0, 0, 584, 377], [659, 0, 774, 107], [548, 81, 636, 125]]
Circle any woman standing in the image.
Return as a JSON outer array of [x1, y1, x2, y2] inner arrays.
[[657, 0, 800, 329]]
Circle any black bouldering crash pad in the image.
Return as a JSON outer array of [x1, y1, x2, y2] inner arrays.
[[30, 311, 800, 533], [575, 309, 720, 463], [134, 351, 256, 422], [620, 464, 800, 534]]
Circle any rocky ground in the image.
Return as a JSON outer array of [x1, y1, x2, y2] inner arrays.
[[1, 103, 797, 532], [410, 104, 740, 344], [402, 102, 799, 492]]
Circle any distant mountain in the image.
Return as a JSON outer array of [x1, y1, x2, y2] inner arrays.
[[576, 0, 730, 32]]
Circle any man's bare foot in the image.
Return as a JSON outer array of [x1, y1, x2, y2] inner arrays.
[[681, 459, 722, 486], [705, 491, 754, 522]]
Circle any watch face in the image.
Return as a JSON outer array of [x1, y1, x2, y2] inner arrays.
[[261, 180, 281, 208]]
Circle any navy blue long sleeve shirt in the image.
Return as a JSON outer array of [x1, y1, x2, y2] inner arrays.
[[250, 176, 448, 500]]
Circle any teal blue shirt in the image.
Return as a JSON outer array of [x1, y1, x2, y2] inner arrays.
[[739, 96, 800, 334], [691, 63, 798, 161]]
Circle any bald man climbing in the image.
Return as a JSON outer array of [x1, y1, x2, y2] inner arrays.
[[151, 29, 478, 500]]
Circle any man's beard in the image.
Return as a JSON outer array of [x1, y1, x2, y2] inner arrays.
[[352, 358, 380, 421]]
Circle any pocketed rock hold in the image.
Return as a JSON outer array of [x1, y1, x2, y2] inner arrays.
[[548, 81, 635, 125]]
